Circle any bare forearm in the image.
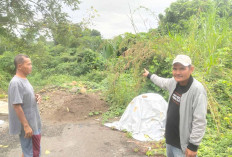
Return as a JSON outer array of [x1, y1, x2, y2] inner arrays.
[[14, 104, 33, 138], [13, 104, 29, 127]]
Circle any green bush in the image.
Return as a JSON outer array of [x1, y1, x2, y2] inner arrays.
[[0, 51, 17, 90], [105, 73, 138, 108], [52, 48, 104, 76], [0, 51, 16, 75], [199, 130, 232, 157], [82, 70, 107, 83]]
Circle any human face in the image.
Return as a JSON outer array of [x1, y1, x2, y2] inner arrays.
[[172, 63, 194, 86], [18, 57, 32, 76]]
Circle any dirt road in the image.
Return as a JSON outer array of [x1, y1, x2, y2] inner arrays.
[[2, 120, 146, 157], [0, 89, 163, 157]]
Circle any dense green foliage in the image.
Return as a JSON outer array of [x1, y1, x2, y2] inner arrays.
[[0, 0, 80, 41], [0, 0, 231, 156], [158, 0, 232, 34]]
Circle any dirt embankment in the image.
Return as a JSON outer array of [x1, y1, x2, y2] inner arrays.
[[39, 89, 108, 122]]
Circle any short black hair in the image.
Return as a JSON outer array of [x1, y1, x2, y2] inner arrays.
[[14, 54, 29, 69]]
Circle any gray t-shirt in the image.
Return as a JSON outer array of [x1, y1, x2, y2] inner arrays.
[[8, 76, 41, 135]]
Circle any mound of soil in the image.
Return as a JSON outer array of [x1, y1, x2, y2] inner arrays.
[[39, 90, 108, 122]]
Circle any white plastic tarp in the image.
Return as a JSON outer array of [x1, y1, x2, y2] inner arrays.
[[0, 120, 4, 125], [104, 93, 168, 141]]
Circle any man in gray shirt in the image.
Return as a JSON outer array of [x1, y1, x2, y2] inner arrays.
[[8, 54, 42, 157]]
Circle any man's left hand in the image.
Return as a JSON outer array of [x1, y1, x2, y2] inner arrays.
[[35, 94, 41, 104], [185, 148, 197, 157]]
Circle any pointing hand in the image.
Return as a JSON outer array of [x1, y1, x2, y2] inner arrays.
[[143, 68, 149, 77]]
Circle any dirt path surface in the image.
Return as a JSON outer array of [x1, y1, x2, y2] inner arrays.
[[0, 89, 156, 157]]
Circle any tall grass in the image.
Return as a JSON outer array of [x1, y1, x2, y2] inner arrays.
[[102, 41, 155, 121]]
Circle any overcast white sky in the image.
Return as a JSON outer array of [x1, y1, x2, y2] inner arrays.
[[64, 0, 176, 39]]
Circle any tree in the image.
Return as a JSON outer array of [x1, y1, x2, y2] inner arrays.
[[0, 0, 80, 40], [157, 0, 232, 34], [158, 0, 211, 33]]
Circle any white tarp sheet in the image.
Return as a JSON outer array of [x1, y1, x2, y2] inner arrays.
[[104, 93, 168, 141], [0, 120, 4, 125]]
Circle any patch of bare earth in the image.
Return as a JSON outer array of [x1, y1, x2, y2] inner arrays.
[[39, 89, 108, 122]]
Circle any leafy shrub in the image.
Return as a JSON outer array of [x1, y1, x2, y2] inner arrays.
[[53, 48, 104, 76], [82, 70, 107, 83], [0, 51, 17, 90], [0, 51, 16, 75], [199, 130, 232, 157]]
